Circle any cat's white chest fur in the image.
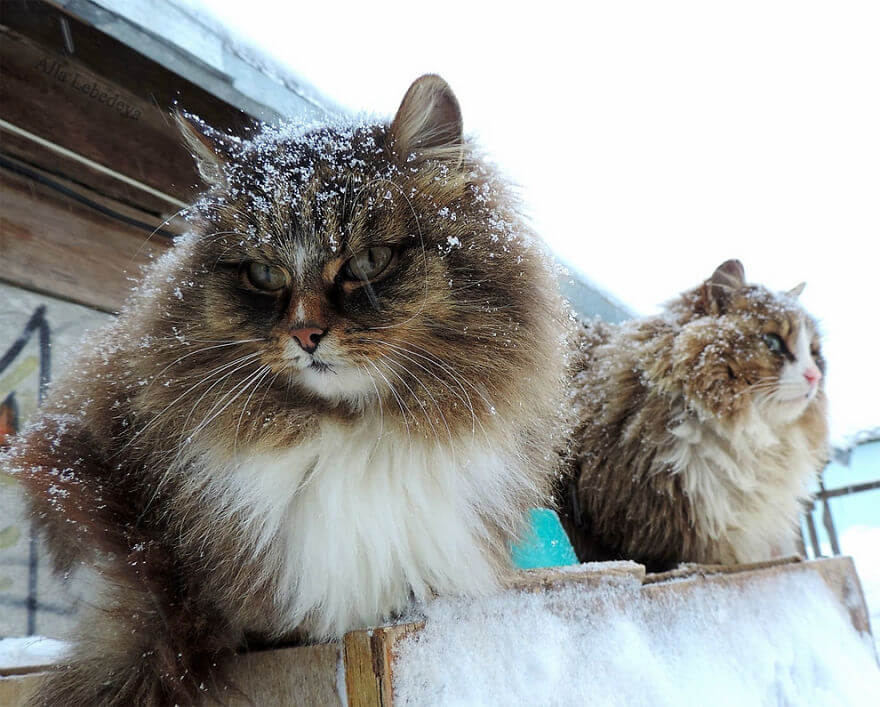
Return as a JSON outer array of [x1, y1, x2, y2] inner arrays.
[[665, 406, 815, 563], [206, 419, 513, 639]]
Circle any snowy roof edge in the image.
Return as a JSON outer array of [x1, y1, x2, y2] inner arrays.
[[556, 257, 634, 324], [831, 426, 880, 465], [57, 0, 344, 123]]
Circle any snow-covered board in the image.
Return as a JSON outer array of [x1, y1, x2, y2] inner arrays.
[[343, 556, 876, 706], [1, 556, 874, 706]]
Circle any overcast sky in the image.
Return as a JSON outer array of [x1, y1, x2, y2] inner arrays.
[[184, 0, 878, 440]]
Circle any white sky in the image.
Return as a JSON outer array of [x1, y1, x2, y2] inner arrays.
[[185, 0, 878, 440]]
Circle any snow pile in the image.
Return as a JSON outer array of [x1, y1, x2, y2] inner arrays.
[[0, 636, 68, 670], [393, 569, 880, 706]]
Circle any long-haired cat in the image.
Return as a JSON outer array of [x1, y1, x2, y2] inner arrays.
[[2, 75, 571, 705], [562, 259, 829, 571]]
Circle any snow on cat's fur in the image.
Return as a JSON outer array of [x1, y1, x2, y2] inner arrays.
[[3, 75, 571, 705], [562, 260, 829, 570]]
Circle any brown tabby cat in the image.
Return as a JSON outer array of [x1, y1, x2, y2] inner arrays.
[[2, 75, 571, 705], [562, 260, 829, 571]]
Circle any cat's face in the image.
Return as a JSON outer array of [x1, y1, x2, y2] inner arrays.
[[141, 76, 561, 446], [672, 260, 825, 423]]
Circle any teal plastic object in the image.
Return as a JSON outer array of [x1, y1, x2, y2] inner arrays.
[[511, 508, 579, 570]]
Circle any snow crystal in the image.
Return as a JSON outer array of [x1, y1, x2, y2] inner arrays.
[[393, 569, 880, 706]]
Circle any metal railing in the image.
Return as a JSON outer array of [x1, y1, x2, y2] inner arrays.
[[802, 453, 880, 559]]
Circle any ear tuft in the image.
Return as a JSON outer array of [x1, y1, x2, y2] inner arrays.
[[174, 112, 231, 188], [709, 259, 746, 291], [787, 282, 806, 298], [390, 75, 463, 158], [700, 259, 746, 313]]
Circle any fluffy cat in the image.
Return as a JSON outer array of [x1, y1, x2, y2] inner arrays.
[[562, 259, 829, 571], [3, 75, 571, 705]]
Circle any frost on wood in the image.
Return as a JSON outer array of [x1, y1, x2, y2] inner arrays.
[[392, 570, 880, 706]]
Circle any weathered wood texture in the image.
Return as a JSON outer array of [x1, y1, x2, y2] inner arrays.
[[343, 624, 424, 707], [0, 158, 168, 312], [0, 0, 257, 311], [0, 674, 38, 706], [1, 2, 252, 204], [225, 644, 343, 706], [0, 643, 343, 707]]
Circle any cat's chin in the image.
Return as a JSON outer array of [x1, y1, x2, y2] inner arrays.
[[760, 393, 815, 424], [295, 363, 377, 406]]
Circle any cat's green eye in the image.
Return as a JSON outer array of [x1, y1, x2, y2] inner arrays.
[[244, 262, 289, 291], [762, 333, 785, 354], [343, 247, 394, 281]]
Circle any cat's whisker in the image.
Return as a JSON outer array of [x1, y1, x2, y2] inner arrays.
[[378, 355, 440, 442], [125, 203, 192, 270], [145, 339, 266, 393], [733, 377, 781, 399], [142, 353, 263, 443], [359, 364, 384, 440], [113, 351, 263, 456], [253, 369, 283, 430], [381, 354, 453, 450], [186, 364, 271, 451], [176, 354, 267, 436], [234, 366, 274, 455], [364, 358, 412, 439], [139, 357, 261, 520], [390, 339, 499, 414], [367, 340, 475, 437], [362, 338, 486, 442]]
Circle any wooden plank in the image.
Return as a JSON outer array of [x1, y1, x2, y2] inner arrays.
[[343, 624, 424, 707], [641, 556, 872, 636], [0, 644, 343, 706], [0, 162, 169, 312], [0, 114, 185, 220], [0, 23, 198, 205], [0, 2, 254, 205], [226, 643, 342, 706], [506, 560, 646, 592], [0, 674, 40, 706], [343, 630, 382, 707]]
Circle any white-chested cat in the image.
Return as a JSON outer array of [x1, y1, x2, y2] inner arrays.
[[3, 75, 573, 705], [562, 260, 829, 572]]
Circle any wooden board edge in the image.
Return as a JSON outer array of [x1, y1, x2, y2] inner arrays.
[[343, 622, 424, 707]]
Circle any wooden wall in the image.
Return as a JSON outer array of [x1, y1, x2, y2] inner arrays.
[[0, 0, 256, 312]]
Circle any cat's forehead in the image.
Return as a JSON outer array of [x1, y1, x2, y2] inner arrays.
[[230, 121, 393, 197], [731, 286, 817, 336], [200, 122, 406, 266]]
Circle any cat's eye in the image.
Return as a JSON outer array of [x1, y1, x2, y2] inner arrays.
[[343, 247, 394, 281], [244, 262, 289, 291], [762, 334, 785, 354]]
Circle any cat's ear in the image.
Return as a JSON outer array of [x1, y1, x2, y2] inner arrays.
[[787, 282, 806, 298], [175, 111, 236, 188], [701, 259, 746, 313], [390, 75, 463, 159]]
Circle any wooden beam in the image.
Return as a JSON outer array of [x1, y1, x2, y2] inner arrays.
[[1, 1, 254, 208], [0, 157, 170, 312]]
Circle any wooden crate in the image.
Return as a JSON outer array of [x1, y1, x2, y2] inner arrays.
[[1, 556, 872, 706]]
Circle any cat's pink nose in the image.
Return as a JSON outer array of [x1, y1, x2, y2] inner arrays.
[[290, 326, 326, 354], [804, 367, 822, 385]]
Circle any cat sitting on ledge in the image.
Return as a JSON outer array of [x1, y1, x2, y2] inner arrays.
[[562, 259, 829, 571], [2, 75, 573, 706]]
